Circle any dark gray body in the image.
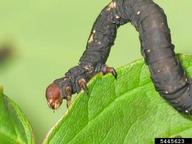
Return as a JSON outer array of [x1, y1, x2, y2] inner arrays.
[[54, 0, 192, 114]]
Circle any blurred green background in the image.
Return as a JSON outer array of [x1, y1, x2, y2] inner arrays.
[[0, 0, 192, 143]]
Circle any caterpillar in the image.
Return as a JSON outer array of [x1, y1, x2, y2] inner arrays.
[[46, 0, 192, 114]]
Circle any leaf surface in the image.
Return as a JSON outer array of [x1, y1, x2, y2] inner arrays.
[[44, 54, 192, 144], [0, 86, 35, 144]]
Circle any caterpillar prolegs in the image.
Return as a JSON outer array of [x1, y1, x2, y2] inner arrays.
[[46, 0, 192, 114]]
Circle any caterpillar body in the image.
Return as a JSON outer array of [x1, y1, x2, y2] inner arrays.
[[46, 0, 192, 114]]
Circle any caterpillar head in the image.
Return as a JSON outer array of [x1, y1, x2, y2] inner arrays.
[[45, 83, 63, 110]]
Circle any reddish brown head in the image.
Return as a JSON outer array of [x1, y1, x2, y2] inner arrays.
[[45, 83, 63, 110]]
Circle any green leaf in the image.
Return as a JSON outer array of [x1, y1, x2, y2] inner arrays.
[[0, 86, 35, 144], [43, 54, 192, 144]]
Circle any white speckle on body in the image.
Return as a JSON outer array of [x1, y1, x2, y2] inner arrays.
[[107, 2, 117, 11], [115, 15, 120, 19], [137, 11, 141, 15], [88, 34, 94, 43], [185, 110, 189, 113]]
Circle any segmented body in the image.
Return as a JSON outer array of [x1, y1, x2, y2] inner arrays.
[[46, 0, 192, 114]]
